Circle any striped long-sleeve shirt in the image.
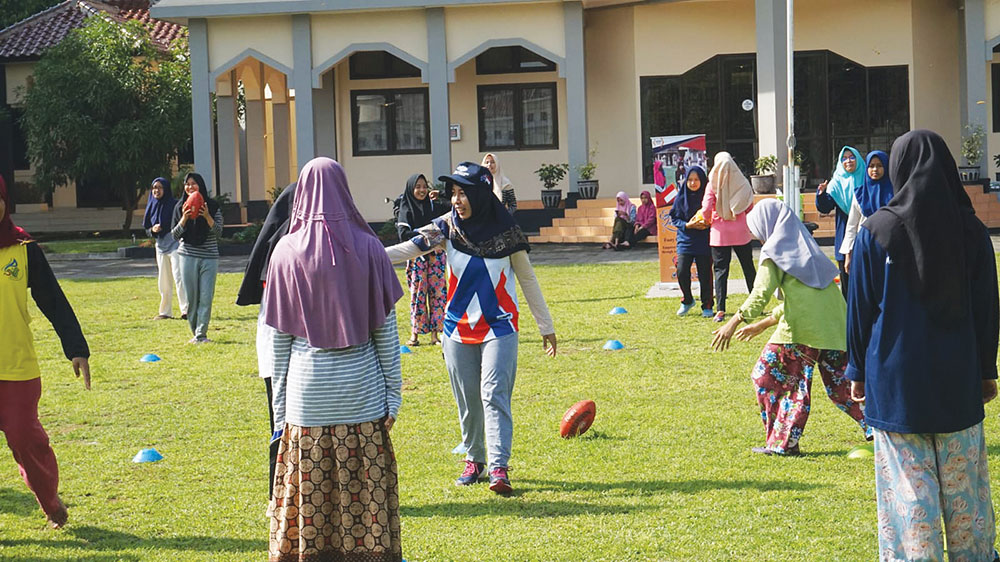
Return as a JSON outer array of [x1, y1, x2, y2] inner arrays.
[[270, 313, 402, 429], [171, 209, 224, 258]]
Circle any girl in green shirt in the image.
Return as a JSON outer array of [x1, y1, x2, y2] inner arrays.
[[711, 199, 869, 456]]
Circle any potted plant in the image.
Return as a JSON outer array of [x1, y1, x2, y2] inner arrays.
[[992, 153, 1000, 182], [960, 124, 985, 182], [535, 163, 569, 209], [576, 149, 599, 199], [751, 155, 778, 194]]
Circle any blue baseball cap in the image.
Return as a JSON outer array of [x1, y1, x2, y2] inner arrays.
[[438, 162, 493, 190]]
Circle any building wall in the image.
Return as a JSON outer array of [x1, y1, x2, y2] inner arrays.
[[206, 16, 294, 75], [584, 6, 639, 194], [4, 62, 32, 105], [311, 10, 428, 69], [795, 0, 912, 67], [444, 3, 566, 63], [911, 0, 961, 156]]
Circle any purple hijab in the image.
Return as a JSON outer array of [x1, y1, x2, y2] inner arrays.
[[263, 158, 403, 349]]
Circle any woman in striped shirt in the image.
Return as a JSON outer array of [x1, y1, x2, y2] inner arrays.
[[264, 158, 404, 562], [170, 172, 223, 343]]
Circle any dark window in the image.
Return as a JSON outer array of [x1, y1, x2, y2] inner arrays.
[[349, 51, 421, 80], [351, 88, 430, 156], [478, 83, 557, 151], [994, 65, 1000, 133], [640, 50, 909, 183], [476, 46, 557, 75]]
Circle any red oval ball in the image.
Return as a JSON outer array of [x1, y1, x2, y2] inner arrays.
[[184, 191, 204, 218], [560, 399, 596, 438]]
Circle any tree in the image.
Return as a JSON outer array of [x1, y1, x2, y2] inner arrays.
[[0, 0, 62, 30], [21, 16, 191, 230]]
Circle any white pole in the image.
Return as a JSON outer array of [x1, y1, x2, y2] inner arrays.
[[785, 0, 799, 217]]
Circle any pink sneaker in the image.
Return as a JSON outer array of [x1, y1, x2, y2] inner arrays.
[[488, 467, 512, 495], [455, 460, 486, 486]]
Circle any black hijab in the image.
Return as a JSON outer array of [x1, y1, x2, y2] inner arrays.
[[236, 182, 297, 306], [669, 165, 707, 222], [443, 166, 528, 259], [397, 173, 448, 238], [171, 172, 220, 247], [863, 129, 982, 323]]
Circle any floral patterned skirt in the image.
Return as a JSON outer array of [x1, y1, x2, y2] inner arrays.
[[267, 420, 402, 562], [873, 423, 996, 562], [751, 343, 868, 453], [405, 251, 446, 335]]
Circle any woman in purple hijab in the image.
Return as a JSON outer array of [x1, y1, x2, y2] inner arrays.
[[263, 157, 404, 562]]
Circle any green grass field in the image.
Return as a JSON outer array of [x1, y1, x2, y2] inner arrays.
[[0, 261, 993, 560], [37, 239, 136, 254]]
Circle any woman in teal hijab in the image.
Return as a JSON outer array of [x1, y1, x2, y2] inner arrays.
[[815, 146, 865, 297]]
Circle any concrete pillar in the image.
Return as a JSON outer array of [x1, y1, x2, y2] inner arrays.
[[267, 70, 292, 188], [564, 1, 587, 198], [427, 8, 451, 179], [243, 62, 267, 201], [961, 0, 988, 172], [215, 71, 240, 202], [313, 71, 336, 159], [292, 14, 315, 171], [188, 19, 214, 192], [755, 0, 789, 175]]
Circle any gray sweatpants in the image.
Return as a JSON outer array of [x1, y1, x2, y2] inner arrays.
[[179, 255, 218, 339], [442, 333, 518, 471]]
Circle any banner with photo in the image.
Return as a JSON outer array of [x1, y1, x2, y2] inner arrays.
[[650, 134, 707, 208]]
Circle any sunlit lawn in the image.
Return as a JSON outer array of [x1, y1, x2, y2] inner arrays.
[[1, 260, 997, 560]]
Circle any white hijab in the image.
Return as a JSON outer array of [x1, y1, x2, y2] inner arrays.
[[747, 199, 838, 290], [709, 152, 753, 221], [482, 153, 511, 201]]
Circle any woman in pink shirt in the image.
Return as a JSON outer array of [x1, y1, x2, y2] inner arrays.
[[700, 152, 756, 321]]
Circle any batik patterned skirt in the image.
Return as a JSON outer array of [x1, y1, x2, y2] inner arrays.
[[268, 420, 402, 562]]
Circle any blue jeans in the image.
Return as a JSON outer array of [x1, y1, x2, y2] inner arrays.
[[442, 333, 518, 471], [179, 255, 218, 339]]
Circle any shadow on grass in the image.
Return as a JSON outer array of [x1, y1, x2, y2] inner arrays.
[[516, 478, 824, 495], [0, 487, 40, 516], [400, 498, 654, 518], [402, 478, 825, 519], [0, 525, 263, 554]]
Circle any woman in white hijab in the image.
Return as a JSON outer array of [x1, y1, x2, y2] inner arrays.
[[711, 199, 869, 456], [482, 153, 516, 215]]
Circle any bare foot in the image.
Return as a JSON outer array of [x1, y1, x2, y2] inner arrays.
[[47, 498, 68, 529]]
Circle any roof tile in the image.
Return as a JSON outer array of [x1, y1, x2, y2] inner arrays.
[[0, 0, 186, 62]]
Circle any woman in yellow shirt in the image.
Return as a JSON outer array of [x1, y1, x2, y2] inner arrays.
[[0, 176, 90, 528]]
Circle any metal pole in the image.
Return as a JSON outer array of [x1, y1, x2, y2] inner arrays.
[[785, 0, 799, 216]]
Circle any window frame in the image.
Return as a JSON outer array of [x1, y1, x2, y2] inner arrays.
[[350, 87, 431, 157], [475, 46, 557, 75], [477, 82, 559, 152], [348, 51, 421, 80]]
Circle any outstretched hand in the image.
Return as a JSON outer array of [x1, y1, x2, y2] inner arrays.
[[542, 333, 557, 357], [711, 316, 741, 352], [72, 357, 91, 390]]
